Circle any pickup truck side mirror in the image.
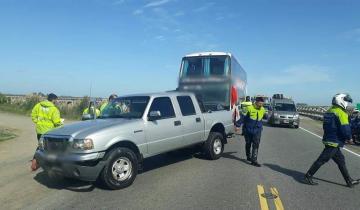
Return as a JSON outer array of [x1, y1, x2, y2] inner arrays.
[[148, 111, 162, 121]]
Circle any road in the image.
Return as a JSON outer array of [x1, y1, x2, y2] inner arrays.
[[0, 112, 360, 210]]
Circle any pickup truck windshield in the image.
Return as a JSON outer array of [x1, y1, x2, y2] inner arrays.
[[274, 103, 296, 112], [100, 96, 150, 119]]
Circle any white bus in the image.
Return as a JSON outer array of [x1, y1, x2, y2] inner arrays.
[[178, 52, 247, 112]]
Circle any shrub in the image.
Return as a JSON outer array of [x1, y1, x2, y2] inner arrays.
[[0, 93, 9, 104]]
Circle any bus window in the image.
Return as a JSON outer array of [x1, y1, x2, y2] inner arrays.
[[210, 56, 229, 76], [182, 57, 204, 77]]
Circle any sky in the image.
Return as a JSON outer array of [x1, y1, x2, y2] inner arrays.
[[0, 0, 359, 105]]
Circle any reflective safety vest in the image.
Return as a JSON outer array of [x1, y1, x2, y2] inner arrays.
[[83, 107, 101, 117], [323, 106, 352, 148], [235, 105, 266, 135], [100, 102, 108, 113], [31, 100, 62, 134], [241, 101, 253, 114]]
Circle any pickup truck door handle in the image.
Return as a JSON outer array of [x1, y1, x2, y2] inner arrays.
[[196, 117, 201, 123], [174, 120, 181, 126]]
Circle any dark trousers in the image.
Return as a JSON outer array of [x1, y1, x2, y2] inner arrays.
[[33, 134, 42, 159], [307, 146, 352, 182], [244, 132, 261, 162]]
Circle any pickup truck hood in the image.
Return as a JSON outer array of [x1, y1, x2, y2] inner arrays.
[[46, 118, 138, 138]]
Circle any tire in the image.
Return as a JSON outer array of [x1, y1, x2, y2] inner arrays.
[[100, 147, 138, 190], [203, 132, 224, 160]]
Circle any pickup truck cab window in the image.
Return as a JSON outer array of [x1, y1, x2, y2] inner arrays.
[[177, 96, 196, 116], [148, 97, 176, 119]]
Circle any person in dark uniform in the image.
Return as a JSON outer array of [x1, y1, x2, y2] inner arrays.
[[235, 96, 267, 167], [304, 93, 360, 188]]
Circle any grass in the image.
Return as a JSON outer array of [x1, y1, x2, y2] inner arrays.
[[0, 127, 17, 142], [0, 104, 29, 115], [0, 103, 81, 120]]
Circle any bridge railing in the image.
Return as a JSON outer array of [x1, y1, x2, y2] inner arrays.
[[297, 106, 329, 121]]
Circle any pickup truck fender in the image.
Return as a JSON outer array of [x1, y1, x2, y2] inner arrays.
[[104, 137, 145, 162], [206, 122, 228, 144]]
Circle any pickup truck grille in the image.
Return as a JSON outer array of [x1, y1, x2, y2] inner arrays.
[[280, 115, 293, 119], [44, 136, 69, 153]]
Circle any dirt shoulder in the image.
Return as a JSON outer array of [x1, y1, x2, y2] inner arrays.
[[0, 111, 77, 209]]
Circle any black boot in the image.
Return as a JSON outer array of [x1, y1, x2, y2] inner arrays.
[[251, 148, 261, 167], [304, 173, 318, 185], [346, 179, 360, 188], [304, 163, 321, 185], [338, 164, 359, 188], [245, 143, 251, 162], [251, 161, 261, 167]]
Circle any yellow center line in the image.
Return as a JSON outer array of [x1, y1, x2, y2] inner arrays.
[[257, 185, 269, 210], [270, 187, 285, 210]]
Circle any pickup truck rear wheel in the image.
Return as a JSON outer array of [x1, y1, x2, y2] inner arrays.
[[100, 147, 138, 190], [204, 132, 224, 160]]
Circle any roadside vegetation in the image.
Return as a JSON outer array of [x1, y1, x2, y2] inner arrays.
[[0, 127, 17, 142], [0, 93, 90, 120]]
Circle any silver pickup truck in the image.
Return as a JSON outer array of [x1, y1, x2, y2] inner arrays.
[[35, 91, 234, 189]]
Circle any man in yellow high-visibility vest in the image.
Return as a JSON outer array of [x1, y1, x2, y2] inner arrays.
[[30, 93, 63, 171]]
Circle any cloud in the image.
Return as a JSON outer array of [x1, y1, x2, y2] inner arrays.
[[193, 2, 215, 12], [131, 1, 221, 49], [133, 0, 173, 17], [144, 0, 171, 8], [113, 0, 126, 5], [133, 9, 143, 15], [155, 35, 165, 41], [136, 7, 179, 30], [255, 65, 332, 86], [174, 11, 185, 17]]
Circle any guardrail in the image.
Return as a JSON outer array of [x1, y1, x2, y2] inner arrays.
[[297, 106, 329, 121]]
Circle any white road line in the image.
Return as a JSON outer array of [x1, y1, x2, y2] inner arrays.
[[299, 127, 322, 139], [300, 127, 360, 158]]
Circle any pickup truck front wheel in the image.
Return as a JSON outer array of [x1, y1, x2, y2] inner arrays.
[[100, 147, 138, 190], [204, 132, 224, 160]]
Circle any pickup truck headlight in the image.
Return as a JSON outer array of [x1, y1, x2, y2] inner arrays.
[[294, 114, 299, 119], [38, 136, 45, 150], [73, 138, 94, 150]]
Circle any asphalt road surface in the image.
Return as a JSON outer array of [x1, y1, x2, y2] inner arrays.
[[1, 112, 360, 210]]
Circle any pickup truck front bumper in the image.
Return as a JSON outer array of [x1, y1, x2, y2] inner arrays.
[[273, 118, 300, 126], [35, 150, 107, 181]]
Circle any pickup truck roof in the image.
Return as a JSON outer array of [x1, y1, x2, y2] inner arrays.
[[120, 91, 196, 98]]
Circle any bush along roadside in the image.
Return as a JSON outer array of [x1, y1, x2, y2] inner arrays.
[[0, 127, 17, 142], [0, 93, 92, 120]]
